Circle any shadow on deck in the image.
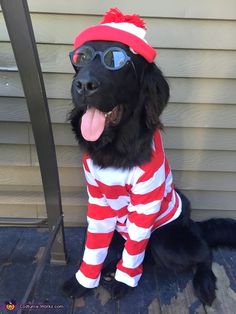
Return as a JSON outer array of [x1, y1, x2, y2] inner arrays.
[[0, 227, 236, 314]]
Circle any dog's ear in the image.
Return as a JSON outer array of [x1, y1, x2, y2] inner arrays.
[[139, 62, 169, 129]]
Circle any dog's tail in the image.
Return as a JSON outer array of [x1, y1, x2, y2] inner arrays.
[[196, 218, 236, 248]]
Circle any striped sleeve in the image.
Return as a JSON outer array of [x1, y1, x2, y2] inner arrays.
[[115, 131, 166, 287], [76, 155, 117, 288]]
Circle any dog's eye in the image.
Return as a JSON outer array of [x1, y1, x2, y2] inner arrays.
[[104, 50, 126, 69], [77, 53, 87, 64], [73, 47, 93, 65]]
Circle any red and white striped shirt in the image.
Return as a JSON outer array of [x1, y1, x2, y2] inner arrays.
[[76, 130, 182, 288]]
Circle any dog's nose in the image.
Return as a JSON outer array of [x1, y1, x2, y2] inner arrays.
[[76, 78, 100, 96]]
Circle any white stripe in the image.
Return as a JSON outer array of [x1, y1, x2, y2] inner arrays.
[[115, 225, 128, 240], [87, 217, 117, 233], [115, 224, 128, 234], [87, 158, 132, 186], [152, 139, 156, 151], [106, 195, 130, 210], [127, 221, 152, 241], [84, 168, 98, 186], [132, 163, 165, 195], [103, 22, 146, 40], [83, 247, 108, 265], [167, 204, 182, 224], [128, 200, 162, 215], [88, 194, 108, 207], [165, 171, 173, 195], [117, 214, 128, 224], [115, 269, 141, 287], [131, 166, 144, 184], [76, 270, 100, 288], [122, 249, 145, 269]]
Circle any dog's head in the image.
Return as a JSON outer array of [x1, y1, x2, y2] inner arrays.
[[69, 9, 169, 168]]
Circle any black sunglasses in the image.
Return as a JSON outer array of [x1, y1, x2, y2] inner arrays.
[[69, 46, 133, 71]]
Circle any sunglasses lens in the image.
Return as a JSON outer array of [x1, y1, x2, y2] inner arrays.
[[72, 47, 93, 65], [104, 49, 127, 69]]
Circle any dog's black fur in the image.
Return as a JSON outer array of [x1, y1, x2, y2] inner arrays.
[[63, 40, 236, 305]]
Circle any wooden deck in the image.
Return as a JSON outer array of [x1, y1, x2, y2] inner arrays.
[[0, 227, 236, 314]]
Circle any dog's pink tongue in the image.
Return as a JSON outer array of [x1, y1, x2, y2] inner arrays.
[[81, 108, 106, 141]]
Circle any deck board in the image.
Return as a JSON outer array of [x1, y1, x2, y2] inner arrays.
[[0, 227, 235, 313]]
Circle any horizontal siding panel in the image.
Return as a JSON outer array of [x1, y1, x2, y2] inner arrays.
[[0, 204, 235, 226], [0, 144, 31, 166], [167, 149, 236, 172], [0, 190, 234, 215], [0, 203, 234, 226], [27, 125, 236, 150], [24, 0, 236, 20], [2, 42, 236, 79], [1, 14, 236, 49], [31, 146, 82, 167], [0, 190, 87, 206], [1, 145, 236, 171], [162, 103, 236, 128], [0, 122, 29, 144], [1, 98, 236, 129], [191, 209, 236, 221], [0, 190, 234, 211], [32, 145, 236, 172], [1, 204, 87, 227], [2, 123, 236, 151], [0, 205, 235, 226], [0, 204, 38, 219], [1, 72, 236, 104], [0, 97, 72, 123], [38, 205, 87, 227], [0, 166, 85, 188], [1, 166, 236, 192], [31, 123, 77, 146], [183, 190, 236, 211], [173, 171, 236, 192], [0, 203, 87, 226], [162, 128, 236, 151], [169, 77, 236, 104], [157, 49, 236, 79]]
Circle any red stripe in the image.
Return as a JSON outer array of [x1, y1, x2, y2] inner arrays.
[[131, 181, 165, 205], [95, 180, 130, 199], [137, 155, 164, 183], [119, 231, 128, 239], [153, 130, 163, 149], [116, 260, 143, 277], [87, 203, 116, 220], [86, 231, 114, 249], [80, 261, 103, 279], [83, 154, 90, 172], [125, 238, 149, 255], [137, 131, 164, 183], [74, 25, 156, 63], [129, 212, 159, 228], [87, 183, 102, 198], [117, 206, 128, 218], [165, 158, 171, 174], [158, 187, 175, 216]]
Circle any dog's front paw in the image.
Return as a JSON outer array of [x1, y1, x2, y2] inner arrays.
[[62, 276, 89, 298], [110, 280, 133, 300], [193, 269, 217, 305]]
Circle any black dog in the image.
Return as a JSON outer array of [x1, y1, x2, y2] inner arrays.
[[63, 40, 236, 305]]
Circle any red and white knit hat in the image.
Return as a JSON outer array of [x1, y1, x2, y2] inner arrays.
[[74, 8, 157, 63]]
